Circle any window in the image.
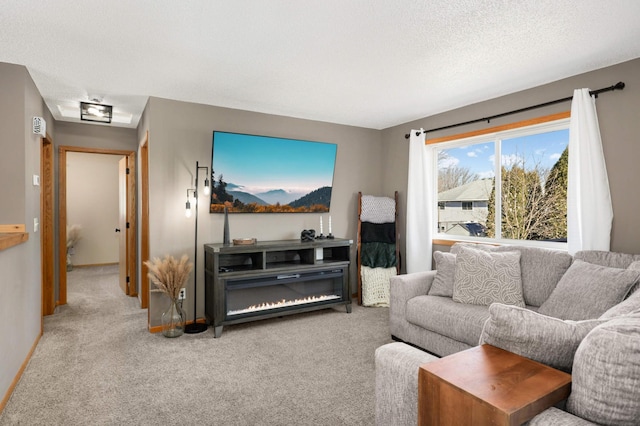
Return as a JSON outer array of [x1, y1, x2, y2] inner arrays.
[[435, 118, 569, 245]]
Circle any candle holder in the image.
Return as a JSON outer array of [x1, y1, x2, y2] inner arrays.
[[316, 215, 326, 239], [327, 215, 334, 238]]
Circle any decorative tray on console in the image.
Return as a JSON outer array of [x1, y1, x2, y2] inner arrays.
[[232, 238, 257, 245]]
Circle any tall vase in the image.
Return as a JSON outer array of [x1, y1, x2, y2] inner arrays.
[[162, 297, 186, 338], [223, 206, 230, 245]]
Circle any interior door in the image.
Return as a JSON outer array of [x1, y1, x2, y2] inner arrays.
[[118, 156, 128, 294]]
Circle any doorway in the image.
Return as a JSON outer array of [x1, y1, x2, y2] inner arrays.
[[57, 146, 137, 306]]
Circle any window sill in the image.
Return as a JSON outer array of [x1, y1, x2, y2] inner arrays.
[[433, 236, 567, 251], [0, 233, 29, 251]]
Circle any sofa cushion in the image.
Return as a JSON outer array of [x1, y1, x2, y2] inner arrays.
[[451, 243, 572, 307], [452, 246, 525, 307], [525, 407, 598, 426], [429, 251, 456, 297], [479, 303, 607, 372], [406, 295, 491, 346], [538, 260, 640, 320], [575, 250, 640, 269], [566, 313, 640, 425]]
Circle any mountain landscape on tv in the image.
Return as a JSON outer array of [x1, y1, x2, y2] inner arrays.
[[210, 132, 337, 214], [211, 180, 332, 213]]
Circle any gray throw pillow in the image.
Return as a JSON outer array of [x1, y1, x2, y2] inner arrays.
[[452, 245, 525, 307], [429, 251, 456, 297], [600, 289, 640, 319], [566, 314, 640, 425], [599, 260, 640, 319], [479, 303, 607, 372], [627, 260, 640, 271], [538, 260, 640, 320], [450, 242, 496, 255]]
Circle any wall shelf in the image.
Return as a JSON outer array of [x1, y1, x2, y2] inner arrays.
[[0, 224, 28, 251]]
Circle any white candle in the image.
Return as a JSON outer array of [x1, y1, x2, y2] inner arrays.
[[320, 216, 323, 234], [329, 216, 332, 234]]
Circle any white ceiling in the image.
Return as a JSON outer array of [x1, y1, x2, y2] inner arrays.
[[2, 1, 640, 130]]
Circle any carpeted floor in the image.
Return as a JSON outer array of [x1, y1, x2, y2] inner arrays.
[[0, 265, 392, 425]]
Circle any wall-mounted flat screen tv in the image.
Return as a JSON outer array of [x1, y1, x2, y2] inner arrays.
[[210, 131, 337, 213]]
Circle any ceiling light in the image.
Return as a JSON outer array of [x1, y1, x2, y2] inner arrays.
[[80, 101, 113, 123]]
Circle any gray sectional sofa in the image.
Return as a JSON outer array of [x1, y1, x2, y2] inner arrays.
[[382, 243, 640, 425]]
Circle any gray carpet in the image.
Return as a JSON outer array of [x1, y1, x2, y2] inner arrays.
[[0, 265, 392, 425]]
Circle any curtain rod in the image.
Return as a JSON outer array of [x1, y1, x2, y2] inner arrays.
[[404, 81, 625, 139]]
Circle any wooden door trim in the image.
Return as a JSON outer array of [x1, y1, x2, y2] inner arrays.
[[140, 132, 149, 310], [41, 135, 55, 317], [126, 152, 137, 297], [58, 146, 137, 306]]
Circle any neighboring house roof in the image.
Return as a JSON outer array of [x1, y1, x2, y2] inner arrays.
[[445, 222, 488, 237], [438, 179, 493, 202]]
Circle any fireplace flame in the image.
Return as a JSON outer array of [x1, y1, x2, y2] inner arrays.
[[228, 294, 340, 316]]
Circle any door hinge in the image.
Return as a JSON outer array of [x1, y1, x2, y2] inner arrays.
[[126, 222, 130, 229], [126, 167, 130, 174]]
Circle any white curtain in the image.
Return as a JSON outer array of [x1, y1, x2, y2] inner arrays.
[[406, 129, 434, 273], [567, 88, 613, 254]]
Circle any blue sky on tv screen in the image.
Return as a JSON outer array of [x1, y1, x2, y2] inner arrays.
[[212, 132, 337, 195]]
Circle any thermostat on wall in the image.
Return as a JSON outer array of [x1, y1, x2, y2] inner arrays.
[[33, 117, 46, 136]]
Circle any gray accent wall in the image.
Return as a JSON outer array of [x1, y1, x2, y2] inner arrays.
[[143, 97, 383, 325], [0, 63, 45, 406], [382, 58, 640, 269]]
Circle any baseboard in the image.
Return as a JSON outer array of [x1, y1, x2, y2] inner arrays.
[[148, 318, 207, 334], [0, 332, 41, 414]]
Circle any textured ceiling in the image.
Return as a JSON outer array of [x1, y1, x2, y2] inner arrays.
[[2, 1, 640, 130]]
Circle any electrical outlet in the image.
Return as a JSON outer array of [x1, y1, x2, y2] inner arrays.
[[179, 288, 186, 300]]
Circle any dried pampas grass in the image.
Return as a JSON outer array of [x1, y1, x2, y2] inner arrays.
[[144, 254, 193, 300], [67, 224, 82, 248]]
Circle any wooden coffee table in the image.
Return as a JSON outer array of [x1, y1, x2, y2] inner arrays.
[[418, 344, 571, 426]]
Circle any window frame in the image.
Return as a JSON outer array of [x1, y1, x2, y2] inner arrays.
[[431, 113, 570, 250]]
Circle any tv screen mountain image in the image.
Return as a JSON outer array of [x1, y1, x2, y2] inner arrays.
[[210, 131, 337, 213]]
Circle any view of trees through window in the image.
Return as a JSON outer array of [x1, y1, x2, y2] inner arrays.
[[436, 121, 569, 242]]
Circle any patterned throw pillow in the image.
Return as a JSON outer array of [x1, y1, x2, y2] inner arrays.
[[452, 245, 525, 307], [429, 251, 456, 297]]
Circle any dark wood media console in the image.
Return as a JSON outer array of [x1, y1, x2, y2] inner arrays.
[[204, 238, 352, 337]]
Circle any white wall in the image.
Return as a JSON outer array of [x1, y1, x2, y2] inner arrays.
[[66, 152, 121, 266]]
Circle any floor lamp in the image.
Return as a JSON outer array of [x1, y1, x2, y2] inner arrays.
[[185, 160, 210, 334]]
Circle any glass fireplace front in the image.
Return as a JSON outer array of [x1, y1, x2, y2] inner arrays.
[[225, 268, 345, 319]]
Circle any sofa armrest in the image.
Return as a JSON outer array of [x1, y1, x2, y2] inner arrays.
[[390, 271, 437, 334], [391, 270, 436, 300]]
